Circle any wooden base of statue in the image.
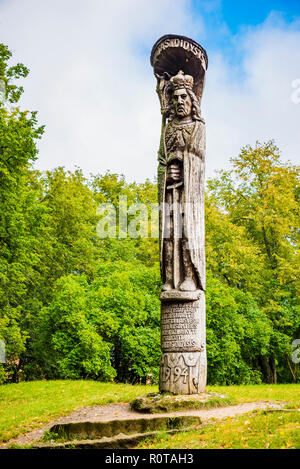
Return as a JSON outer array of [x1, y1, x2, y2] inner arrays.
[[159, 291, 206, 394]]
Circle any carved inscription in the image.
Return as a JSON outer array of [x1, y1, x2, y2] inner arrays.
[[161, 302, 203, 352], [159, 352, 206, 394], [153, 38, 207, 68]]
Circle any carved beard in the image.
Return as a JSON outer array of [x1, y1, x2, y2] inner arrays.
[[175, 104, 191, 118], [177, 108, 188, 117]]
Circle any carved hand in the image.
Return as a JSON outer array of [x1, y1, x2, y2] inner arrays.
[[167, 163, 181, 182]]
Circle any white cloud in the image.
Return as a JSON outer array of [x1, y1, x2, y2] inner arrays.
[[203, 14, 300, 176], [0, 0, 203, 181], [0, 1, 299, 183]]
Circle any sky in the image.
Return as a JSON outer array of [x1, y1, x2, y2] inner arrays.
[[0, 0, 299, 182]]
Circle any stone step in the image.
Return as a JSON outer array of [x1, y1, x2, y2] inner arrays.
[[33, 415, 202, 449], [49, 415, 201, 440], [34, 426, 199, 449]]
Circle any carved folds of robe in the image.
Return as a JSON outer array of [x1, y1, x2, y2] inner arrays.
[[158, 117, 206, 291]]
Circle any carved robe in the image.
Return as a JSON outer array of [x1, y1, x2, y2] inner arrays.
[[158, 117, 206, 291]]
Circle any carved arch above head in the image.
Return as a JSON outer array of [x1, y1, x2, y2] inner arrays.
[[151, 34, 208, 102]]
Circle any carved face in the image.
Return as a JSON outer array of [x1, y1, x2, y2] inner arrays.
[[172, 88, 192, 118]]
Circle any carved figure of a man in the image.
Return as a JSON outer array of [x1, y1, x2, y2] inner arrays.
[[158, 70, 206, 292]]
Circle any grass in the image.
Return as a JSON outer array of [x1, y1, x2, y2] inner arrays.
[[0, 380, 156, 443], [137, 409, 300, 449], [206, 383, 300, 409], [0, 380, 299, 445]]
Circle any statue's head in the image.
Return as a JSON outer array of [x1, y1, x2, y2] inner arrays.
[[172, 88, 192, 118], [169, 70, 201, 121]]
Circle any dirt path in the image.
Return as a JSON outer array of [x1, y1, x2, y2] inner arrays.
[[0, 401, 284, 448]]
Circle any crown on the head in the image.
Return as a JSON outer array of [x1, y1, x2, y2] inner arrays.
[[170, 70, 194, 91]]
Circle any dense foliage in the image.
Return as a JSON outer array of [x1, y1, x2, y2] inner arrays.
[[0, 45, 299, 385]]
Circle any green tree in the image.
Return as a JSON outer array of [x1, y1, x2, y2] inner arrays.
[[208, 141, 300, 382], [32, 275, 116, 380], [0, 44, 44, 382], [206, 272, 272, 384], [91, 172, 159, 267], [33, 261, 161, 383], [20, 167, 103, 379], [205, 195, 264, 296]]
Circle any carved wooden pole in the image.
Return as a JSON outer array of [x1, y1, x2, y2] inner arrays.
[[151, 35, 208, 394]]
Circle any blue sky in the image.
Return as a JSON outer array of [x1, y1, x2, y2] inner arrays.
[[189, 0, 300, 61], [199, 0, 300, 32], [0, 0, 299, 181], [191, 0, 300, 36]]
